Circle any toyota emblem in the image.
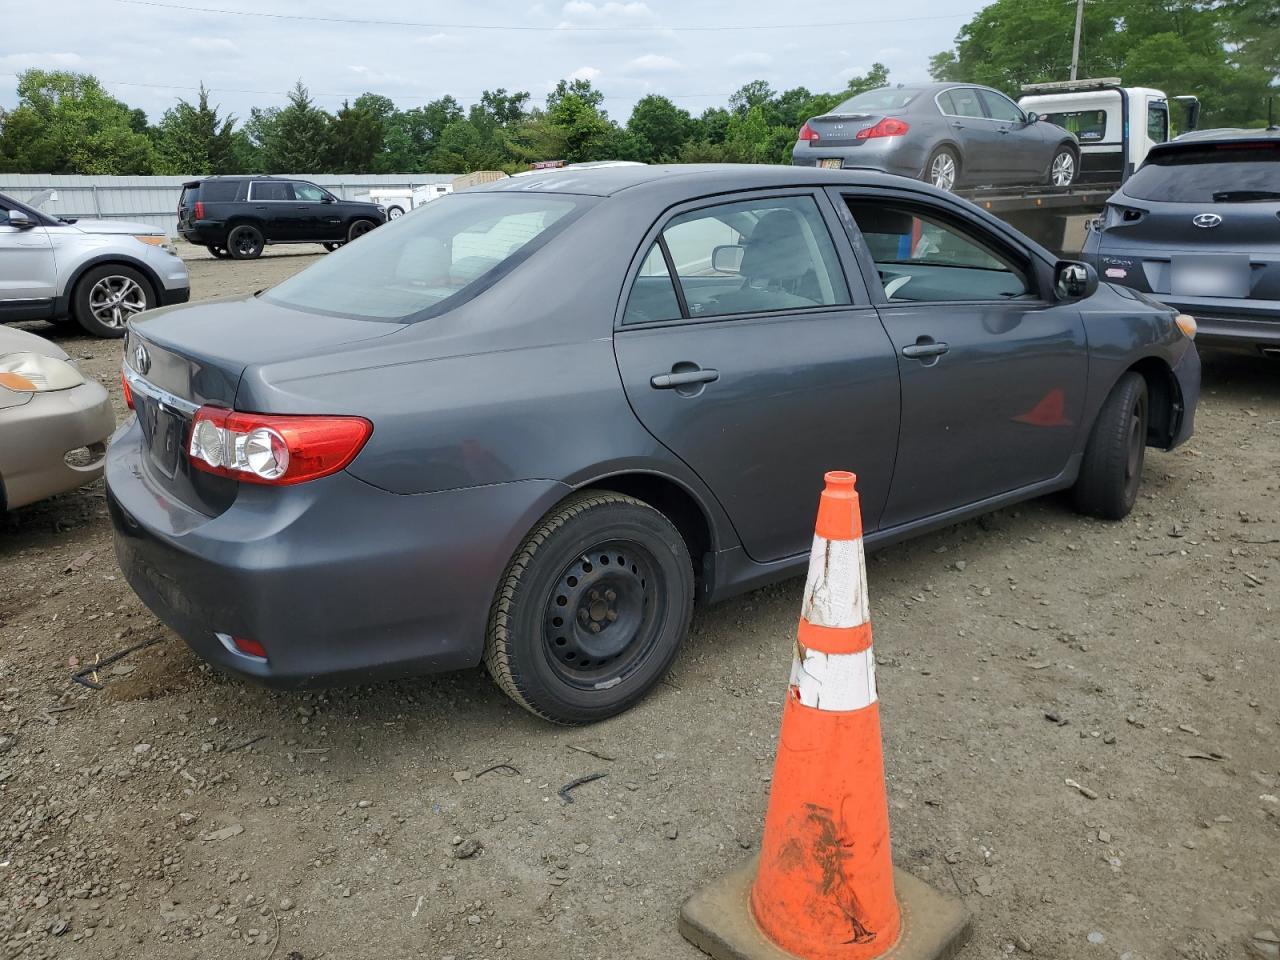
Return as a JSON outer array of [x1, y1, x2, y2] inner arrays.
[[1192, 213, 1222, 229], [134, 342, 151, 375]]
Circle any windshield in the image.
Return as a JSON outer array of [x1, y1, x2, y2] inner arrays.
[[831, 87, 919, 114], [262, 192, 589, 322], [1125, 143, 1280, 202]]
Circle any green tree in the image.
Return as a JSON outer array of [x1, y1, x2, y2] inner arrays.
[[626, 95, 694, 161], [246, 81, 332, 173], [547, 78, 605, 111], [326, 98, 385, 172], [0, 70, 157, 174], [154, 84, 242, 175]]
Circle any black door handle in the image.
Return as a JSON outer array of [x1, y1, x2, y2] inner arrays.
[[651, 368, 719, 389], [901, 340, 949, 360]]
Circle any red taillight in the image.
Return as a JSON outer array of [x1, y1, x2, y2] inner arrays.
[[232, 636, 267, 658], [186, 407, 373, 486], [856, 118, 910, 140], [121, 370, 134, 410], [798, 122, 820, 142], [194, 200, 205, 219]]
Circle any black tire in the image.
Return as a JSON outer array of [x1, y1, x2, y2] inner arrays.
[[483, 491, 695, 725], [924, 146, 960, 191], [227, 224, 264, 260], [1073, 372, 1148, 520], [386, 205, 405, 220], [71, 264, 154, 338], [347, 219, 377, 243], [1049, 145, 1078, 187], [206, 244, 230, 259], [323, 242, 344, 253]]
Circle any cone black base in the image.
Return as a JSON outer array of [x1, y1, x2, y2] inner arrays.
[[680, 857, 972, 960]]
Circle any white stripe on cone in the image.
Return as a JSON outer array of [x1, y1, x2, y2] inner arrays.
[[790, 646, 878, 712], [800, 534, 869, 629]]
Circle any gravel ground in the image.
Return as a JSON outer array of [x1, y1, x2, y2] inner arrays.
[[1, 243, 1277, 960]]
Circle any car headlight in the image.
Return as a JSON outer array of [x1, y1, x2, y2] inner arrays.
[[0, 352, 87, 392], [134, 234, 177, 255]]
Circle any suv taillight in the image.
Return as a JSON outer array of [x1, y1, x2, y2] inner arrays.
[[187, 407, 373, 485], [798, 122, 820, 142], [194, 200, 205, 219], [856, 118, 910, 140]]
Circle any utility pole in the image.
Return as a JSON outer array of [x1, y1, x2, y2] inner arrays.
[[1070, 0, 1085, 80]]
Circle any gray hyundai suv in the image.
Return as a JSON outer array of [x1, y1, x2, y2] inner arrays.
[[0, 191, 190, 338]]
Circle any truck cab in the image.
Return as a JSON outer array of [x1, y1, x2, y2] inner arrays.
[[1019, 79, 1199, 185]]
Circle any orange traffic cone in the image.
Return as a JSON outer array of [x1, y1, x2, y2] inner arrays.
[[680, 472, 971, 960]]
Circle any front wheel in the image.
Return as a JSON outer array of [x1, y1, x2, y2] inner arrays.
[[72, 264, 154, 338], [925, 146, 960, 191], [347, 219, 376, 243], [1073, 372, 1148, 520], [386, 205, 405, 220], [483, 491, 694, 724], [1049, 146, 1077, 187]]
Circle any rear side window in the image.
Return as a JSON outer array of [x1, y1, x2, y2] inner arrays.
[[251, 181, 293, 201], [942, 88, 986, 119], [262, 192, 588, 321], [1043, 110, 1107, 142], [1126, 143, 1280, 202], [623, 245, 682, 324], [197, 180, 240, 202]]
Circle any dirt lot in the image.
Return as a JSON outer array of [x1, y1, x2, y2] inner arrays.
[[1, 242, 1277, 960]]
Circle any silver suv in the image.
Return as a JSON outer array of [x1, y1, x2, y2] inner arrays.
[[0, 191, 190, 338]]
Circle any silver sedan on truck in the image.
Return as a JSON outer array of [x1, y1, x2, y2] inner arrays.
[[793, 83, 1081, 191]]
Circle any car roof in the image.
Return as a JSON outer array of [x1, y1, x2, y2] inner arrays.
[[476, 162, 939, 198], [1171, 127, 1280, 144]]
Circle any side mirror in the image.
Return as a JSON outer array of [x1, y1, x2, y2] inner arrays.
[[1055, 260, 1098, 300], [321, 195, 336, 203], [711, 244, 744, 274], [7, 210, 34, 229], [1025, 111, 1039, 124]]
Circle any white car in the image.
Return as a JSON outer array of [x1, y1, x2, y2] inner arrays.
[[0, 191, 190, 338]]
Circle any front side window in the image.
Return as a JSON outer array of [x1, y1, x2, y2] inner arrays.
[[292, 182, 328, 202], [251, 181, 292, 201], [979, 89, 1024, 123], [1146, 104, 1169, 144], [624, 195, 849, 323], [263, 192, 587, 321], [942, 87, 986, 119], [847, 200, 1034, 302]]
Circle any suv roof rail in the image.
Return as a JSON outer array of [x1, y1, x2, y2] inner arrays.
[[1020, 77, 1123, 94]]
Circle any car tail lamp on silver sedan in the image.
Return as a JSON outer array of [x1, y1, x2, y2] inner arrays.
[[856, 118, 910, 140], [187, 407, 372, 485]]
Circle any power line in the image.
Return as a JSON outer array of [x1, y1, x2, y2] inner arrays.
[[110, 0, 971, 32]]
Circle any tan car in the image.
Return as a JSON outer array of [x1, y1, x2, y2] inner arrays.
[[0, 325, 114, 511]]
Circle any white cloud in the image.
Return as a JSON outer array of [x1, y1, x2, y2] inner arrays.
[[185, 37, 238, 53], [567, 65, 603, 82], [729, 51, 772, 69], [621, 53, 682, 75], [414, 33, 461, 47], [0, 51, 85, 72], [836, 64, 871, 82], [557, 0, 656, 27]]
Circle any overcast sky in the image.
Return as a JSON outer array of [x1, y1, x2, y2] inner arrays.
[[1, 0, 986, 124]]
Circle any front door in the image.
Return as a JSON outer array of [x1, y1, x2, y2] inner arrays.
[[0, 200, 56, 315], [978, 88, 1044, 182], [938, 87, 1000, 184], [613, 192, 901, 563], [834, 190, 1088, 527], [290, 181, 335, 240]]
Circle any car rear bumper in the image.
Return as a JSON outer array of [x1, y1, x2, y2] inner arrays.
[[178, 221, 224, 246], [1184, 310, 1280, 353], [105, 417, 569, 687], [791, 139, 928, 178], [0, 380, 114, 511]]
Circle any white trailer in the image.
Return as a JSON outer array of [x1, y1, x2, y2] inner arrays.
[[357, 183, 454, 219]]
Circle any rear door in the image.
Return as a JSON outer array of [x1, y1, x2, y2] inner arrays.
[[0, 199, 56, 313], [248, 180, 297, 240], [613, 191, 901, 563], [831, 187, 1088, 527]]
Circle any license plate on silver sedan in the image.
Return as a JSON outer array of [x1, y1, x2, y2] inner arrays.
[[819, 159, 843, 170], [1170, 254, 1250, 298]]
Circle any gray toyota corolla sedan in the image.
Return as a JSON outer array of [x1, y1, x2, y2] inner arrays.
[[107, 164, 1199, 724], [793, 83, 1080, 191]]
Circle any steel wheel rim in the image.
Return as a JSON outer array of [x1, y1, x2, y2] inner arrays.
[[233, 230, 260, 257], [542, 540, 664, 689], [931, 154, 956, 190], [388, 208, 403, 219], [88, 276, 147, 329], [1052, 152, 1075, 186]]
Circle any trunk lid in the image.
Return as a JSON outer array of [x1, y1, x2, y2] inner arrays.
[[125, 295, 404, 516], [807, 112, 879, 148]]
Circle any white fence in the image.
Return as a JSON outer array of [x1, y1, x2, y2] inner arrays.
[[0, 173, 457, 236]]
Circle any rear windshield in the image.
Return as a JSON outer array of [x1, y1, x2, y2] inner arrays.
[[1125, 143, 1280, 202], [831, 87, 919, 114], [261, 192, 590, 322]]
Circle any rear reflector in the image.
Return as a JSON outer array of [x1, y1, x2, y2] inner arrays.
[[856, 118, 910, 140], [798, 122, 820, 142], [120, 369, 135, 409], [188, 407, 373, 485]]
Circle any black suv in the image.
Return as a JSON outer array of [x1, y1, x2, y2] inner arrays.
[[178, 176, 386, 260]]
